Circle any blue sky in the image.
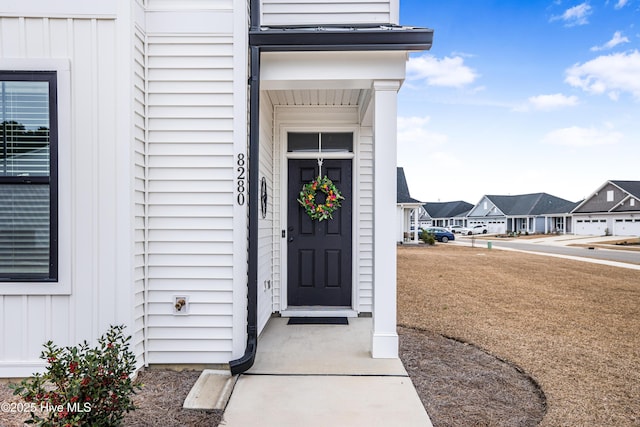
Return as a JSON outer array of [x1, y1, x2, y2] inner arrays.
[[397, 0, 639, 205]]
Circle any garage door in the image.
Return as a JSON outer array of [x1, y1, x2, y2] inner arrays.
[[614, 218, 640, 236], [575, 218, 607, 235]]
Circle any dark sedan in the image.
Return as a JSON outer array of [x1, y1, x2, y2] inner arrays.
[[420, 227, 455, 243]]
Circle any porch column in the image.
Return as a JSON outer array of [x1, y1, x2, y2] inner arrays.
[[372, 80, 400, 358], [413, 208, 419, 242]]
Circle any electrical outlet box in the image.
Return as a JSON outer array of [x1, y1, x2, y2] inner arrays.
[[173, 295, 189, 315]]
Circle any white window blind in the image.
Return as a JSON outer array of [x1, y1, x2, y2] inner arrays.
[[0, 75, 56, 280]]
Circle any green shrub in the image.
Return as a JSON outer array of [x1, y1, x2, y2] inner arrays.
[[420, 229, 436, 245], [11, 325, 140, 427]]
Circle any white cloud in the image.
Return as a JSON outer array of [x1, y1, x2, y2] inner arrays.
[[397, 116, 448, 148], [565, 50, 640, 99], [541, 126, 623, 146], [525, 93, 579, 111], [614, 0, 629, 9], [406, 54, 479, 88], [550, 2, 592, 26], [591, 31, 630, 51]]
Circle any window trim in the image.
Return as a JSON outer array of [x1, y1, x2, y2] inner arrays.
[[0, 71, 58, 281], [0, 59, 70, 295]]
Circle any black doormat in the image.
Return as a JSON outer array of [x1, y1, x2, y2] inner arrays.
[[287, 317, 349, 325]]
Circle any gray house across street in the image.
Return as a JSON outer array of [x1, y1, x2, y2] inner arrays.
[[571, 180, 640, 236], [421, 200, 473, 229], [467, 193, 578, 235]]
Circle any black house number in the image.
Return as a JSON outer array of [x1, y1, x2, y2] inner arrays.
[[237, 153, 246, 205]]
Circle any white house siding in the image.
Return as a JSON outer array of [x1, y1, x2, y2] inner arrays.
[[0, 15, 133, 377], [357, 126, 374, 312], [261, 0, 398, 26], [271, 105, 373, 313], [144, 32, 238, 364], [132, 21, 147, 369], [258, 94, 275, 333]]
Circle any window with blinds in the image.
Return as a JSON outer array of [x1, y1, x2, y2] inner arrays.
[[0, 72, 58, 281]]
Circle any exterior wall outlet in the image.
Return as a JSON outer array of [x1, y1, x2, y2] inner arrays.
[[173, 296, 189, 315]]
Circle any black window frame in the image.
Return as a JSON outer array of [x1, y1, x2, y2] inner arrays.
[[0, 70, 58, 282]]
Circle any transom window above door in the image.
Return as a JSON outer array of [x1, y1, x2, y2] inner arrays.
[[287, 132, 353, 153]]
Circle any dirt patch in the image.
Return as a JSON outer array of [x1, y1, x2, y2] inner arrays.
[[398, 244, 640, 426]]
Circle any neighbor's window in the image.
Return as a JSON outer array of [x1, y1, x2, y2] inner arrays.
[[607, 190, 614, 202], [0, 72, 57, 281]]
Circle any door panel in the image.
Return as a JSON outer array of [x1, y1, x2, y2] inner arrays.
[[287, 159, 352, 307]]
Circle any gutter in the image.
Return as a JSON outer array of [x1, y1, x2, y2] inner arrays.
[[229, 0, 261, 376], [229, 2, 433, 376]]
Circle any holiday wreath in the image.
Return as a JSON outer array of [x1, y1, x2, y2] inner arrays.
[[297, 176, 345, 221]]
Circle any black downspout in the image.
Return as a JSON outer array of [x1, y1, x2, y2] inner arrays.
[[229, 0, 261, 375]]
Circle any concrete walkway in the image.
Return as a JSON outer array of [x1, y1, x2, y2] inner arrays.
[[220, 317, 433, 427]]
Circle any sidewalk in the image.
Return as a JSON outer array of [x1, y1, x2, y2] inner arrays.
[[220, 317, 433, 427]]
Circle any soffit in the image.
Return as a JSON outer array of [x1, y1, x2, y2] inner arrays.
[[265, 89, 364, 106]]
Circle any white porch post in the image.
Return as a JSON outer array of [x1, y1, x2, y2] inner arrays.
[[413, 208, 419, 242], [372, 80, 400, 358]]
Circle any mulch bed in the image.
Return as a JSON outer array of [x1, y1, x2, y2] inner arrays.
[[399, 326, 545, 427]]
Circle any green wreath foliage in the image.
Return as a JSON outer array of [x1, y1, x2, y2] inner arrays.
[[297, 176, 345, 221]]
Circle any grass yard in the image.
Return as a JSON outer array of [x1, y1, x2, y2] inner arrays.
[[397, 244, 640, 427]]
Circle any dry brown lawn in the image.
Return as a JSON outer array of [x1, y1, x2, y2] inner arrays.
[[398, 244, 640, 427]]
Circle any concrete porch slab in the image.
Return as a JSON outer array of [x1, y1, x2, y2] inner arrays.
[[248, 317, 407, 376]]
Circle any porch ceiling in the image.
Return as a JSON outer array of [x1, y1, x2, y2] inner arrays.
[[265, 89, 365, 106]]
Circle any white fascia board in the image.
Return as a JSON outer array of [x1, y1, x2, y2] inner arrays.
[[0, 0, 117, 18], [261, 51, 407, 90]]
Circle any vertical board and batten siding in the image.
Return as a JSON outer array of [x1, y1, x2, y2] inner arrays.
[[271, 105, 373, 313], [261, 0, 397, 26], [0, 16, 130, 376], [145, 34, 236, 364], [257, 95, 275, 333]]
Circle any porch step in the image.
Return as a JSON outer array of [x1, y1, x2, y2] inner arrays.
[[183, 369, 237, 410]]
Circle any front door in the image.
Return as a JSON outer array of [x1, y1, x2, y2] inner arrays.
[[287, 158, 352, 307]]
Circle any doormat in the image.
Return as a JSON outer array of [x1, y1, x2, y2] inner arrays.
[[287, 317, 348, 325]]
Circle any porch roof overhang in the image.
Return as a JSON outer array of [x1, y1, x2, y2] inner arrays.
[[250, 24, 433, 52]]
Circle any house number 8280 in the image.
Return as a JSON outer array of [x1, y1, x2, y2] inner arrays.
[[236, 153, 246, 205]]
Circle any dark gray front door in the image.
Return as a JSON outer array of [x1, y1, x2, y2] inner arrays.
[[287, 159, 352, 307]]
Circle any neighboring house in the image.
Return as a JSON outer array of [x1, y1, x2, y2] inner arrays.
[[467, 193, 577, 235], [571, 180, 640, 236], [0, 0, 433, 377], [396, 167, 422, 243], [422, 201, 473, 228]]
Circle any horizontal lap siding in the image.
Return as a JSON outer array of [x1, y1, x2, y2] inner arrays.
[[146, 35, 235, 364], [258, 94, 275, 332], [133, 24, 147, 370], [358, 127, 373, 312], [261, 0, 392, 25]]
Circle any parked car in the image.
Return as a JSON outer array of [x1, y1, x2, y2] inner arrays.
[[460, 224, 488, 235], [447, 225, 465, 233], [420, 227, 455, 243]]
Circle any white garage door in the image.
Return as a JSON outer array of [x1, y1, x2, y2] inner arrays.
[[575, 218, 607, 235], [614, 218, 640, 236]]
